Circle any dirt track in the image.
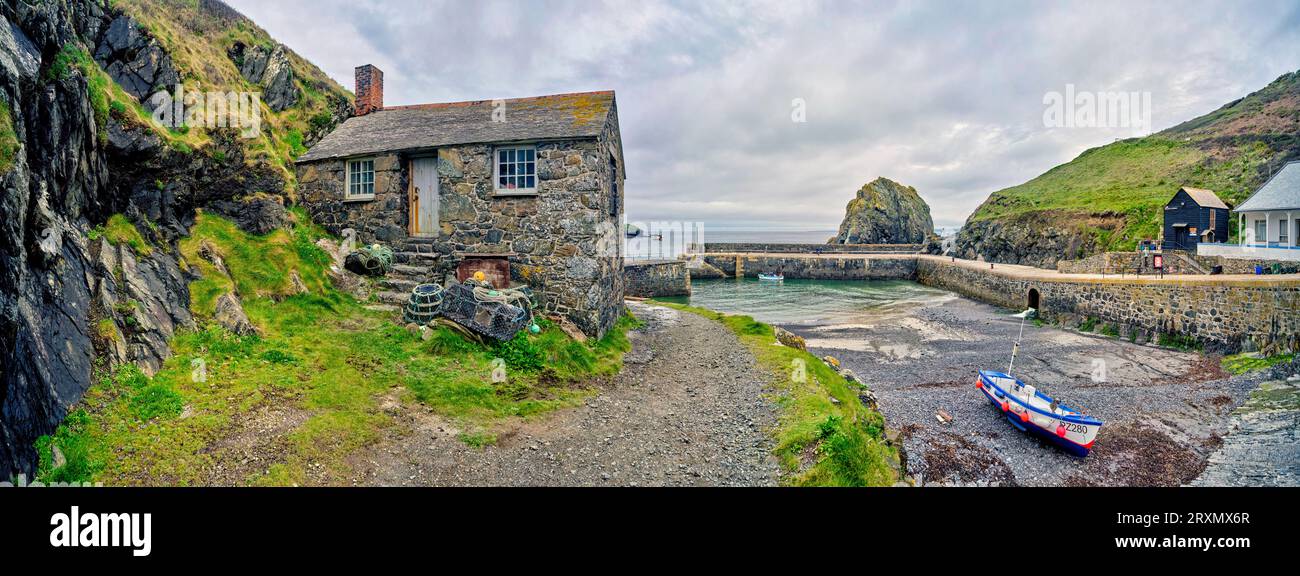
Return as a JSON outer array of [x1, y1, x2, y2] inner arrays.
[[348, 302, 781, 486]]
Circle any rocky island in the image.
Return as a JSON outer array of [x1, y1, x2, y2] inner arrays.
[[831, 177, 934, 244]]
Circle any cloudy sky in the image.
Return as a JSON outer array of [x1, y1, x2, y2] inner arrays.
[[229, 0, 1300, 231]]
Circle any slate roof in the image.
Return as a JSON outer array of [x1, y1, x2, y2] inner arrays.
[[1235, 161, 1300, 212], [1177, 187, 1229, 210], [297, 90, 616, 163]]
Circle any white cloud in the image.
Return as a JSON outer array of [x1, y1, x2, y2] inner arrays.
[[228, 0, 1300, 229]]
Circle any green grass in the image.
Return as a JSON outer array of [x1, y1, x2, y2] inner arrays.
[[37, 212, 637, 486], [1221, 353, 1295, 375], [966, 70, 1299, 253], [967, 137, 1278, 250], [1157, 331, 1202, 352], [0, 99, 18, 174], [1077, 316, 1098, 332], [1099, 323, 1121, 338], [89, 214, 153, 256], [114, 0, 353, 190], [651, 301, 899, 487]]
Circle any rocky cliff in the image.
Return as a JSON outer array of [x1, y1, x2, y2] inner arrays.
[[954, 70, 1300, 268], [0, 0, 350, 479], [831, 177, 934, 244]]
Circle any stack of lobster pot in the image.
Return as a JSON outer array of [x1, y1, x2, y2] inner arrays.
[[439, 282, 531, 341], [403, 284, 444, 324]]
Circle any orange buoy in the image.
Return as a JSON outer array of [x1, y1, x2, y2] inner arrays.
[[1056, 424, 1068, 437], [1000, 401, 1009, 412], [1019, 410, 1030, 423]]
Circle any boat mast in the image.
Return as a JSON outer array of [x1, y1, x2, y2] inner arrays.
[[1007, 310, 1030, 376]]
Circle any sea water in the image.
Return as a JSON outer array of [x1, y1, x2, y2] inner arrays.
[[657, 277, 952, 326]]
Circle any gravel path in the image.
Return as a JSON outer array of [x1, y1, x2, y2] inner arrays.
[[784, 297, 1271, 487], [349, 302, 781, 486]]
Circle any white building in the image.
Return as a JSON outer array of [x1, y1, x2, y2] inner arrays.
[[1198, 160, 1300, 261]]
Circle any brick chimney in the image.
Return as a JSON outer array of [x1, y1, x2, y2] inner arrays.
[[354, 64, 384, 116]]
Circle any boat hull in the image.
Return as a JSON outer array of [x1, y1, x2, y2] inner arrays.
[[976, 370, 1102, 457]]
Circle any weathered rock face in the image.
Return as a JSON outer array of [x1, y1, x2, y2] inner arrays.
[[0, 1, 346, 479], [208, 193, 288, 235], [952, 212, 1123, 269], [832, 177, 934, 244], [93, 13, 179, 101], [227, 41, 298, 112]]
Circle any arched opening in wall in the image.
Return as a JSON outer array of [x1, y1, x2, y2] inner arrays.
[[1027, 288, 1041, 311]]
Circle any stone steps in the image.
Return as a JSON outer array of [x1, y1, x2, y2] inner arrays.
[[374, 290, 412, 306], [379, 277, 421, 292], [393, 251, 439, 265], [391, 263, 433, 276]]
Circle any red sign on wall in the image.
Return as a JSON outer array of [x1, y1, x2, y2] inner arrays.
[[1153, 254, 1164, 269]]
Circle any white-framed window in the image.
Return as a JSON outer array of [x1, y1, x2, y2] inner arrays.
[[1280, 218, 1289, 244], [494, 145, 537, 195], [346, 158, 376, 200], [1255, 219, 1267, 243]]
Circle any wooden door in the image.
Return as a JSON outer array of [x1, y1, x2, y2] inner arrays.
[[411, 157, 439, 236]]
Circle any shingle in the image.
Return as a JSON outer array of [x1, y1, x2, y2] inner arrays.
[[1235, 161, 1300, 212], [297, 91, 615, 163], [1179, 187, 1229, 210]]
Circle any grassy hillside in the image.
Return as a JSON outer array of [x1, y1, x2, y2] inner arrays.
[[101, 0, 351, 185], [962, 70, 1300, 257], [38, 211, 638, 486]]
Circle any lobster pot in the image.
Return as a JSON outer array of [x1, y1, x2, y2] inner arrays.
[[345, 244, 395, 276], [403, 283, 444, 325], [440, 283, 530, 342]]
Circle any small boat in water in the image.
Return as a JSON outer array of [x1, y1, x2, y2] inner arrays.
[[757, 273, 784, 281], [977, 308, 1103, 456]]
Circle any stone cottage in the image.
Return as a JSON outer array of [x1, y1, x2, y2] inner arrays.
[[295, 65, 626, 338]]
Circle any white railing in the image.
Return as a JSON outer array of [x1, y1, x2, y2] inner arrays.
[[1197, 242, 1300, 261]]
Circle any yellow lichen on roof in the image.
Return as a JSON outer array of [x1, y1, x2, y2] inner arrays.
[[510, 91, 611, 128]]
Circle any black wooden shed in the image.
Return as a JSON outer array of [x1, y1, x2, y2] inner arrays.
[[1162, 187, 1229, 250]]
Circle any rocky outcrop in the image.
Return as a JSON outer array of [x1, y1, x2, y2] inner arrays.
[[214, 292, 256, 336], [227, 41, 298, 112], [90, 237, 194, 375], [0, 0, 341, 479], [832, 177, 933, 244], [92, 13, 179, 101], [2, 0, 113, 480], [208, 193, 288, 235], [952, 212, 1123, 269]]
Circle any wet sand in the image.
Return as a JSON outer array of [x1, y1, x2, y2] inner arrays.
[[783, 297, 1281, 486]]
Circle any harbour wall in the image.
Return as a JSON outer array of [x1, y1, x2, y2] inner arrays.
[[914, 258, 1300, 354], [1056, 251, 1299, 276], [623, 260, 691, 298], [700, 253, 916, 280], [691, 251, 1299, 353], [700, 243, 920, 254]]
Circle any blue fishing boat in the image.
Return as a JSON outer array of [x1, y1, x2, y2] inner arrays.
[[977, 309, 1103, 456]]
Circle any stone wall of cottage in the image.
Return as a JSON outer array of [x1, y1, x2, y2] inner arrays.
[[297, 153, 409, 244], [294, 124, 625, 338]]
